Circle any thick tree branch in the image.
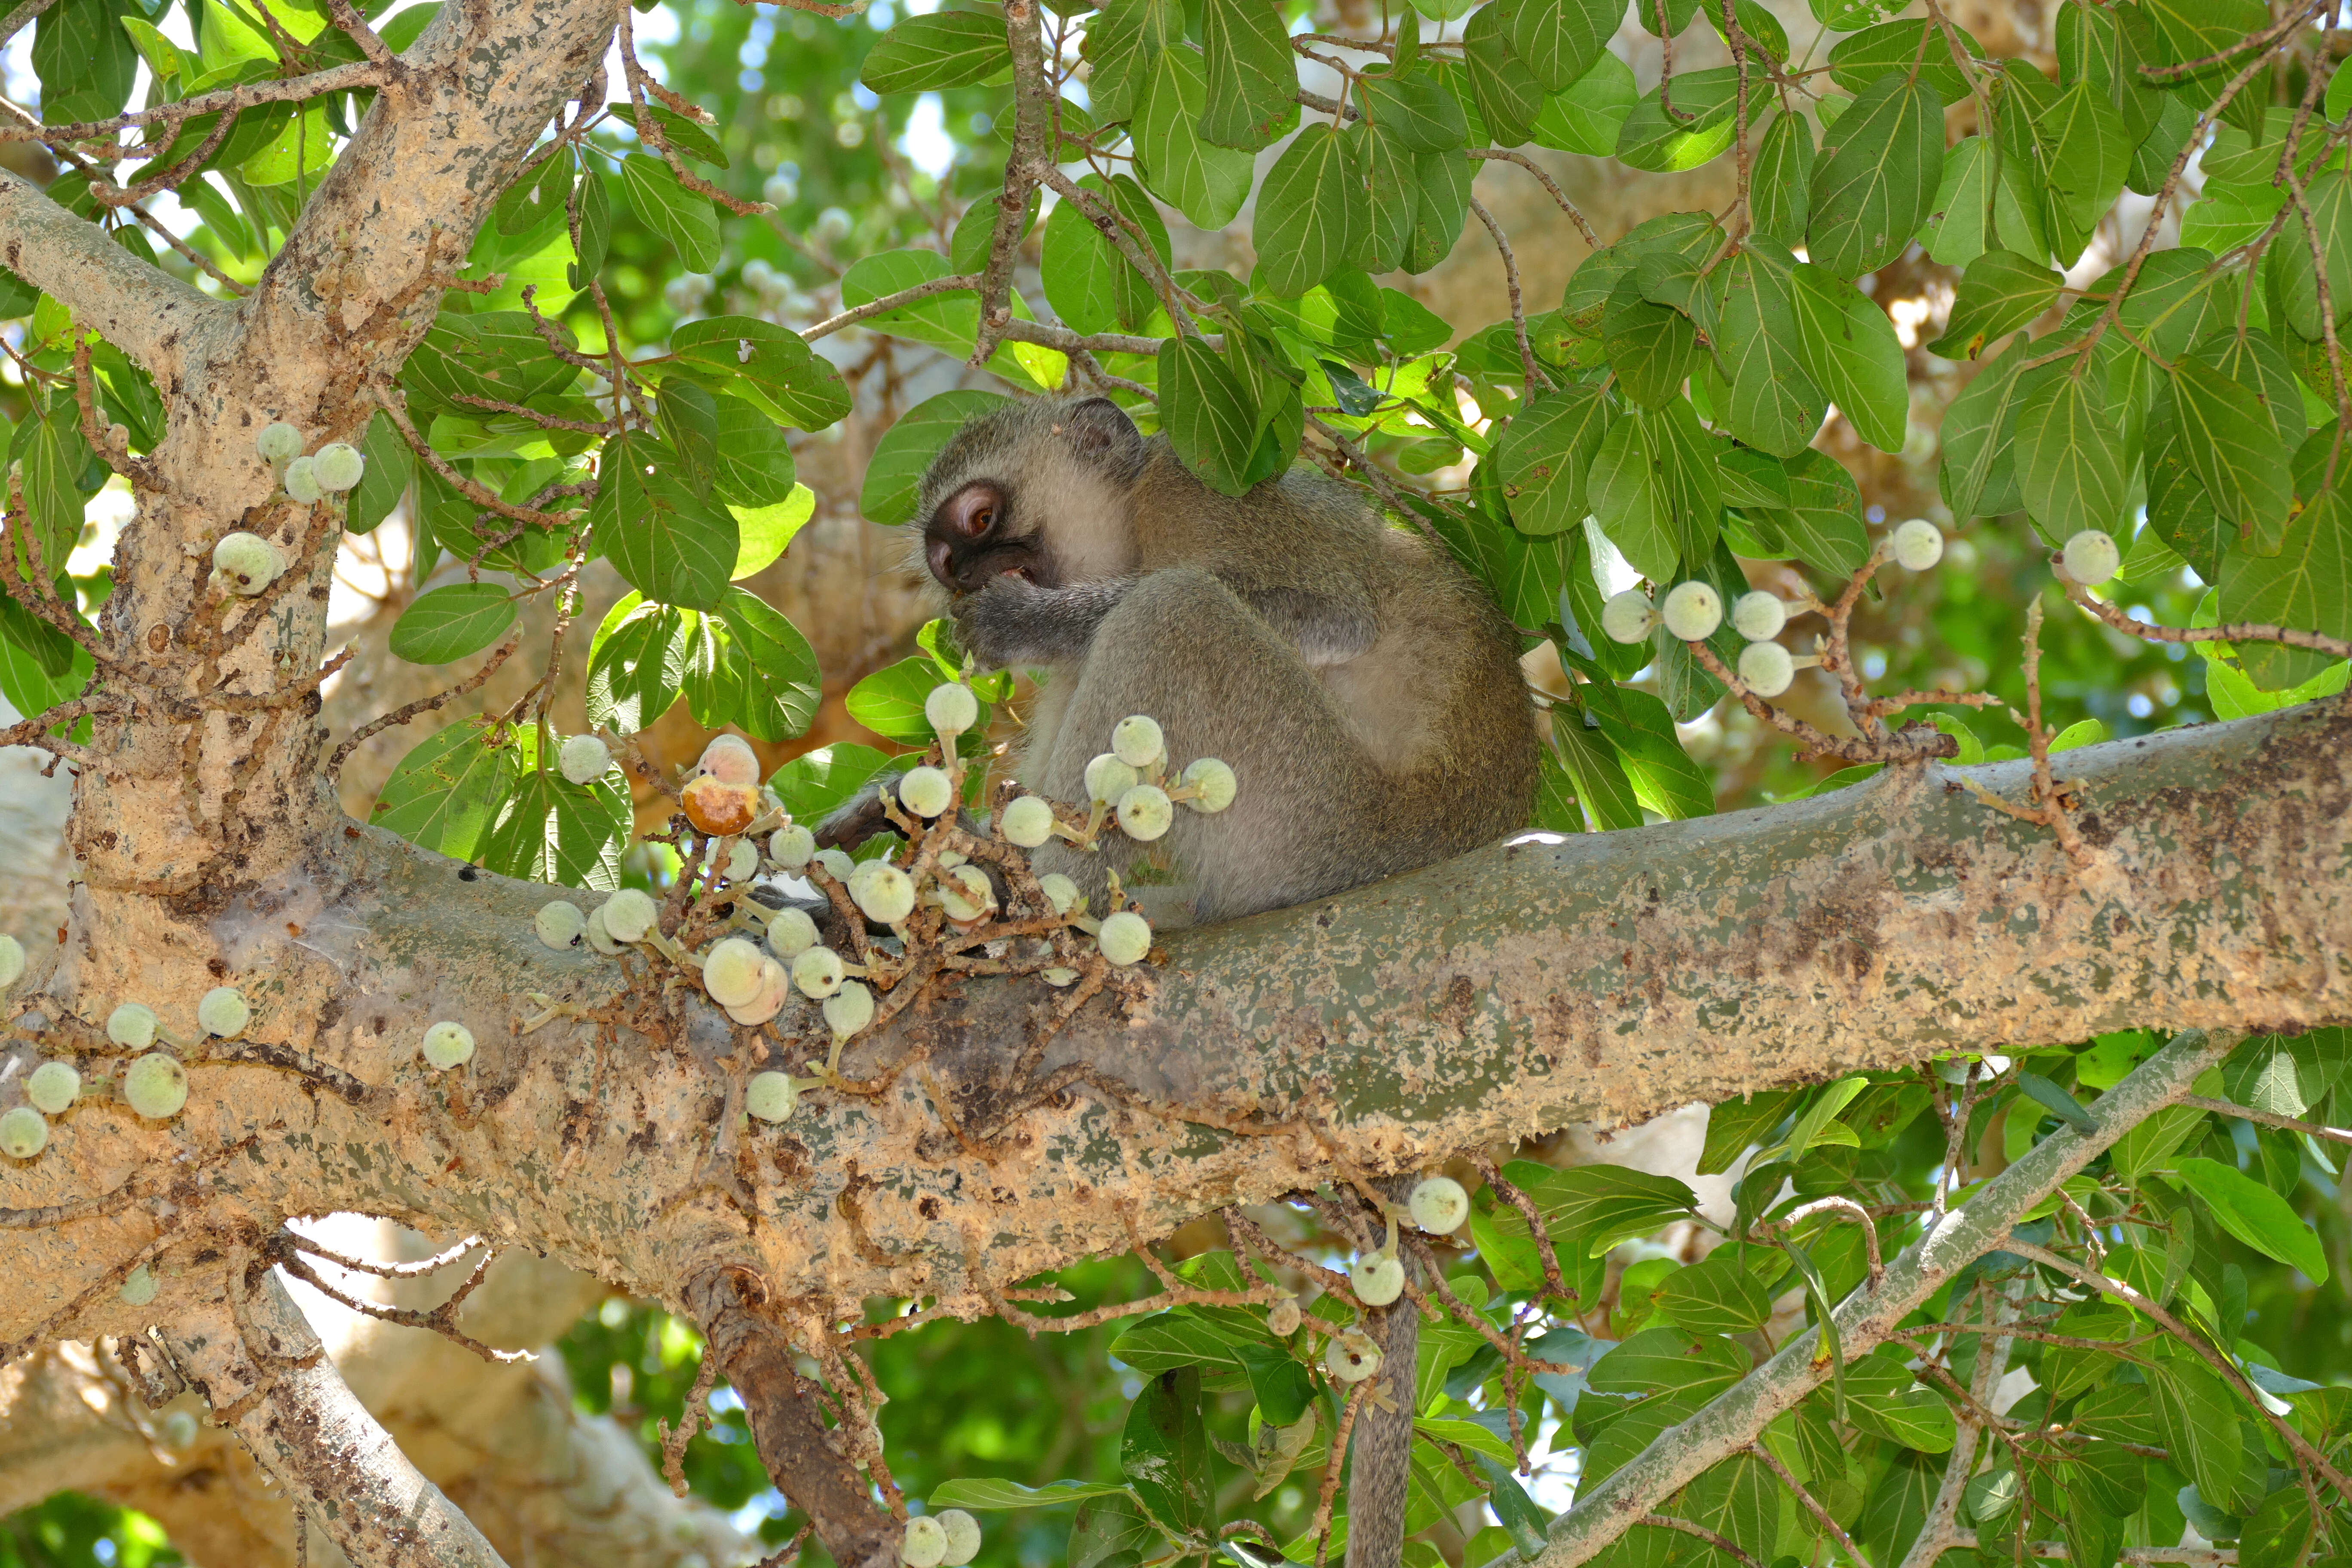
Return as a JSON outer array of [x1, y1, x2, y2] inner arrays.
[[0, 169, 226, 378], [2, 701, 2344, 1362], [683, 1268, 898, 1568], [163, 1262, 508, 1568]]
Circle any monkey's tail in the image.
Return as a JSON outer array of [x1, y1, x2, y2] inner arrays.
[[1342, 1190, 1421, 1568]]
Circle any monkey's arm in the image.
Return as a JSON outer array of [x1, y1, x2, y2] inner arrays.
[[1243, 589, 1378, 668], [953, 573, 1138, 668]]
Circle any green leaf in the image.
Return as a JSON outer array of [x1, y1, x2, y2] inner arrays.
[[1135, 46, 1254, 231], [1805, 72, 1944, 281], [2240, 1480, 2320, 1568], [1359, 70, 1468, 153], [1461, 7, 1544, 147], [1495, 0, 1616, 92], [1825, 19, 1976, 103], [495, 146, 574, 237], [1345, 120, 1416, 273], [2029, 81, 2132, 265], [591, 433, 738, 612], [680, 587, 821, 743], [1834, 1354, 1947, 1457], [604, 101, 729, 168], [619, 154, 719, 273], [1654, 1251, 1774, 1334], [768, 742, 894, 823], [1587, 410, 1672, 582], [658, 378, 722, 500], [1788, 263, 1908, 454], [389, 583, 517, 665], [1550, 705, 1642, 831], [2147, 1354, 2244, 1511], [1250, 124, 1360, 300], [1748, 111, 1814, 246], [1498, 387, 1611, 536], [1713, 243, 1827, 458], [859, 11, 1010, 93], [1614, 67, 1740, 172], [1479, 1461, 1550, 1559], [861, 391, 1011, 526], [712, 400, 801, 510], [371, 721, 522, 862], [670, 316, 853, 432], [1928, 249, 2061, 360], [481, 759, 631, 891], [2060, 0, 2158, 145], [845, 655, 956, 746], [1071, 1492, 1160, 1568], [1679, 1450, 1783, 1562], [35, 0, 140, 124], [585, 592, 689, 734], [1043, 181, 1124, 335], [1586, 1327, 1746, 1398], [1528, 48, 1636, 154], [2015, 368, 2126, 540], [343, 410, 413, 537], [1923, 133, 1994, 267], [730, 489, 812, 579], [1233, 1342, 1315, 1427], [1160, 337, 1259, 497], [1764, 448, 1871, 577], [1122, 1369, 1215, 1537], [1198, 0, 1296, 150], [2015, 1070, 2098, 1134], [2171, 359, 2291, 545], [402, 311, 580, 415], [1404, 147, 1474, 275], [1938, 335, 2032, 521], [570, 159, 611, 286], [1602, 273, 1697, 409], [2173, 1156, 2329, 1282], [928, 1478, 1137, 1511], [17, 403, 92, 575], [1590, 683, 1713, 820]]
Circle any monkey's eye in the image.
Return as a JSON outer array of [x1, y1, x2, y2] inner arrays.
[[938, 481, 1004, 540]]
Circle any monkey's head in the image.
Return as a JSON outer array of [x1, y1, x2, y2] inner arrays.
[[915, 396, 1148, 595]]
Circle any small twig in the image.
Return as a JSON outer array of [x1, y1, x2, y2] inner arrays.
[[325, 623, 525, 781], [1470, 195, 1554, 397], [659, 1337, 724, 1496], [1467, 150, 1600, 246], [288, 1234, 485, 1279], [273, 1241, 532, 1366], [2182, 1096, 2352, 1148], [1639, 1516, 1767, 1568], [2003, 1238, 2352, 1502]]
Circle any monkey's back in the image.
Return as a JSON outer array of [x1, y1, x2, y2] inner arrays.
[[1127, 443, 1539, 868]]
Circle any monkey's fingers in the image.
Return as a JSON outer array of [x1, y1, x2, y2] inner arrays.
[[813, 781, 902, 851]]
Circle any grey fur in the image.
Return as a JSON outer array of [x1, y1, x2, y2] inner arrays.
[[903, 393, 1540, 928]]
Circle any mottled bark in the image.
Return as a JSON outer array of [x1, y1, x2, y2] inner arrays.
[[5, 698, 2344, 1363], [162, 1266, 505, 1568]]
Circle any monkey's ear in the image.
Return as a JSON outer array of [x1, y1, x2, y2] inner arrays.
[[1060, 397, 1145, 472]]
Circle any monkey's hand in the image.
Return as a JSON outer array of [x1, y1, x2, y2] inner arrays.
[[814, 773, 903, 852], [952, 573, 1133, 669]]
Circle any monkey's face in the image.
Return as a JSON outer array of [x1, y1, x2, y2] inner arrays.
[[922, 478, 1049, 596]]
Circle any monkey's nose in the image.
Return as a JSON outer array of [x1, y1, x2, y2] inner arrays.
[[936, 481, 1003, 541], [926, 537, 958, 589]]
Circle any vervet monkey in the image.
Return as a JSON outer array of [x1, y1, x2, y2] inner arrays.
[[832, 395, 1538, 928]]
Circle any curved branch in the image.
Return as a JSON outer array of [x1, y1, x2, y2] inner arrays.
[[1, 701, 2344, 1360], [0, 168, 227, 377], [1521, 1026, 2235, 1568], [163, 1264, 509, 1568]]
